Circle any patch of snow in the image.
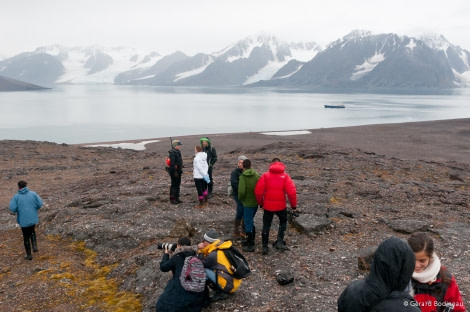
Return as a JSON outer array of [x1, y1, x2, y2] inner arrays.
[[453, 69, 470, 87], [261, 130, 311, 136], [275, 64, 304, 79], [418, 33, 450, 51], [406, 39, 417, 51], [85, 140, 160, 151], [350, 52, 385, 81], [244, 60, 289, 85], [460, 51, 469, 68], [55, 46, 161, 84], [174, 58, 215, 81], [290, 46, 318, 62]]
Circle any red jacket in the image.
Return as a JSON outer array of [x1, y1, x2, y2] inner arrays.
[[412, 268, 465, 312], [255, 162, 297, 212]]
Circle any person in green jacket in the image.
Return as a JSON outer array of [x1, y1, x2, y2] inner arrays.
[[237, 159, 260, 252]]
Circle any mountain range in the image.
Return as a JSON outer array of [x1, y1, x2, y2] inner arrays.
[[1, 31, 469, 92]]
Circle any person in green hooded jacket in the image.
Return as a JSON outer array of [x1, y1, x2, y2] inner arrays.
[[237, 159, 260, 252]]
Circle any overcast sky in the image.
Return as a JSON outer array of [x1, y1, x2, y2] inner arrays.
[[1, 0, 469, 58]]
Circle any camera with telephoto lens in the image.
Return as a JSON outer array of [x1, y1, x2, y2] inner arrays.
[[157, 242, 177, 251]]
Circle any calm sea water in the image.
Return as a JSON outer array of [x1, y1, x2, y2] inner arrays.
[[1, 85, 469, 144]]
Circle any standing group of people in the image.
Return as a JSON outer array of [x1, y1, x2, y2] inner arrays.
[[167, 137, 217, 206], [231, 156, 298, 254]]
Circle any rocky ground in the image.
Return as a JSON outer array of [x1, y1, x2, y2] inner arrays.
[[1, 119, 469, 312]]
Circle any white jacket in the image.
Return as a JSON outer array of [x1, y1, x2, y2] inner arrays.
[[193, 152, 208, 179]]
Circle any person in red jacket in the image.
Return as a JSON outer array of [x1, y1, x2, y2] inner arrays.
[[255, 158, 297, 255], [407, 232, 466, 312]]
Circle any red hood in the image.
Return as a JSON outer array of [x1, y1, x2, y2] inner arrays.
[[268, 162, 285, 174]]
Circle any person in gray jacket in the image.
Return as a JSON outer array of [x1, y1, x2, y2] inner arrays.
[[9, 180, 43, 260]]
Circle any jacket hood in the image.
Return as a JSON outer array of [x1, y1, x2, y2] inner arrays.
[[174, 246, 197, 257], [200, 137, 211, 146], [367, 236, 416, 295], [242, 168, 257, 177], [268, 162, 286, 174], [337, 236, 416, 311], [18, 187, 29, 194], [200, 239, 233, 256]]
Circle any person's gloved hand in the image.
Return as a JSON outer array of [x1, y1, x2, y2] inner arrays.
[[203, 174, 210, 184], [291, 207, 299, 218]]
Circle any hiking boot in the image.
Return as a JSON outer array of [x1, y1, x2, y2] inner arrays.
[[194, 200, 205, 208], [273, 240, 289, 251], [176, 199, 183, 203], [242, 231, 255, 252], [210, 291, 230, 302], [242, 243, 254, 252], [262, 246, 270, 255], [170, 200, 179, 204]]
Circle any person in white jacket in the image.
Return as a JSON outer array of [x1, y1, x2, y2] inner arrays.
[[193, 145, 210, 208]]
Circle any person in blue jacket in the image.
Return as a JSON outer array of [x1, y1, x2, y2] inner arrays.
[[9, 180, 43, 260]]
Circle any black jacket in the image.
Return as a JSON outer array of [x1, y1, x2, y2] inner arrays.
[[337, 236, 421, 312], [230, 167, 243, 196], [156, 248, 207, 312], [200, 139, 217, 167], [168, 148, 183, 175]]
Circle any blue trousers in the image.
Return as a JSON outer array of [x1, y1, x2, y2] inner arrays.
[[243, 206, 258, 232], [233, 196, 244, 220]]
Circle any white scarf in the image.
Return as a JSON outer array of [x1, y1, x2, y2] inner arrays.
[[412, 252, 441, 283]]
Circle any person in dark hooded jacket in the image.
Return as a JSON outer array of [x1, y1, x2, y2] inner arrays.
[[156, 237, 208, 312], [337, 236, 421, 312], [200, 137, 217, 197]]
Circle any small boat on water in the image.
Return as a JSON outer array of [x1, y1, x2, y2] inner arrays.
[[324, 104, 345, 108]]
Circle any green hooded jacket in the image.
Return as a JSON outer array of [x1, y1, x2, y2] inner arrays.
[[238, 168, 260, 207]]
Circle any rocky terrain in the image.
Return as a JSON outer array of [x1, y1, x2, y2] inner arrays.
[[1, 119, 469, 312]]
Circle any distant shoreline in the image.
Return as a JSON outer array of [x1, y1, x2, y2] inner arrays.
[[80, 118, 470, 165]]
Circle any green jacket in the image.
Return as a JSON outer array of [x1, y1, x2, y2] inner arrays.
[[238, 168, 260, 207]]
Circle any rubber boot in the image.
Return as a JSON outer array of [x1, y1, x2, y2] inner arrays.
[[262, 232, 270, 255], [273, 229, 289, 250], [202, 190, 209, 206], [24, 240, 32, 260], [31, 231, 38, 252], [242, 232, 255, 252]]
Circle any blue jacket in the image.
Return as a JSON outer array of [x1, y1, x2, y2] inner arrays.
[[9, 187, 43, 228]]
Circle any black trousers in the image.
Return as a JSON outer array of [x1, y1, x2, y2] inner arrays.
[[262, 209, 288, 240], [207, 166, 214, 194], [21, 225, 36, 244], [194, 178, 207, 198], [170, 173, 181, 200]]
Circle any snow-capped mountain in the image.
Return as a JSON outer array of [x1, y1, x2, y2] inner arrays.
[[115, 34, 322, 86], [0, 31, 469, 91], [254, 31, 470, 90], [0, 45, 162, 86]]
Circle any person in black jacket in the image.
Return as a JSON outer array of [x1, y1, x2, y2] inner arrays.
[[155, 237, 208, 312], [168, 140, 183, 204], [230, 155, 247, 239], [337, 236, 421, 312], [200, 137, 217, 198]]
